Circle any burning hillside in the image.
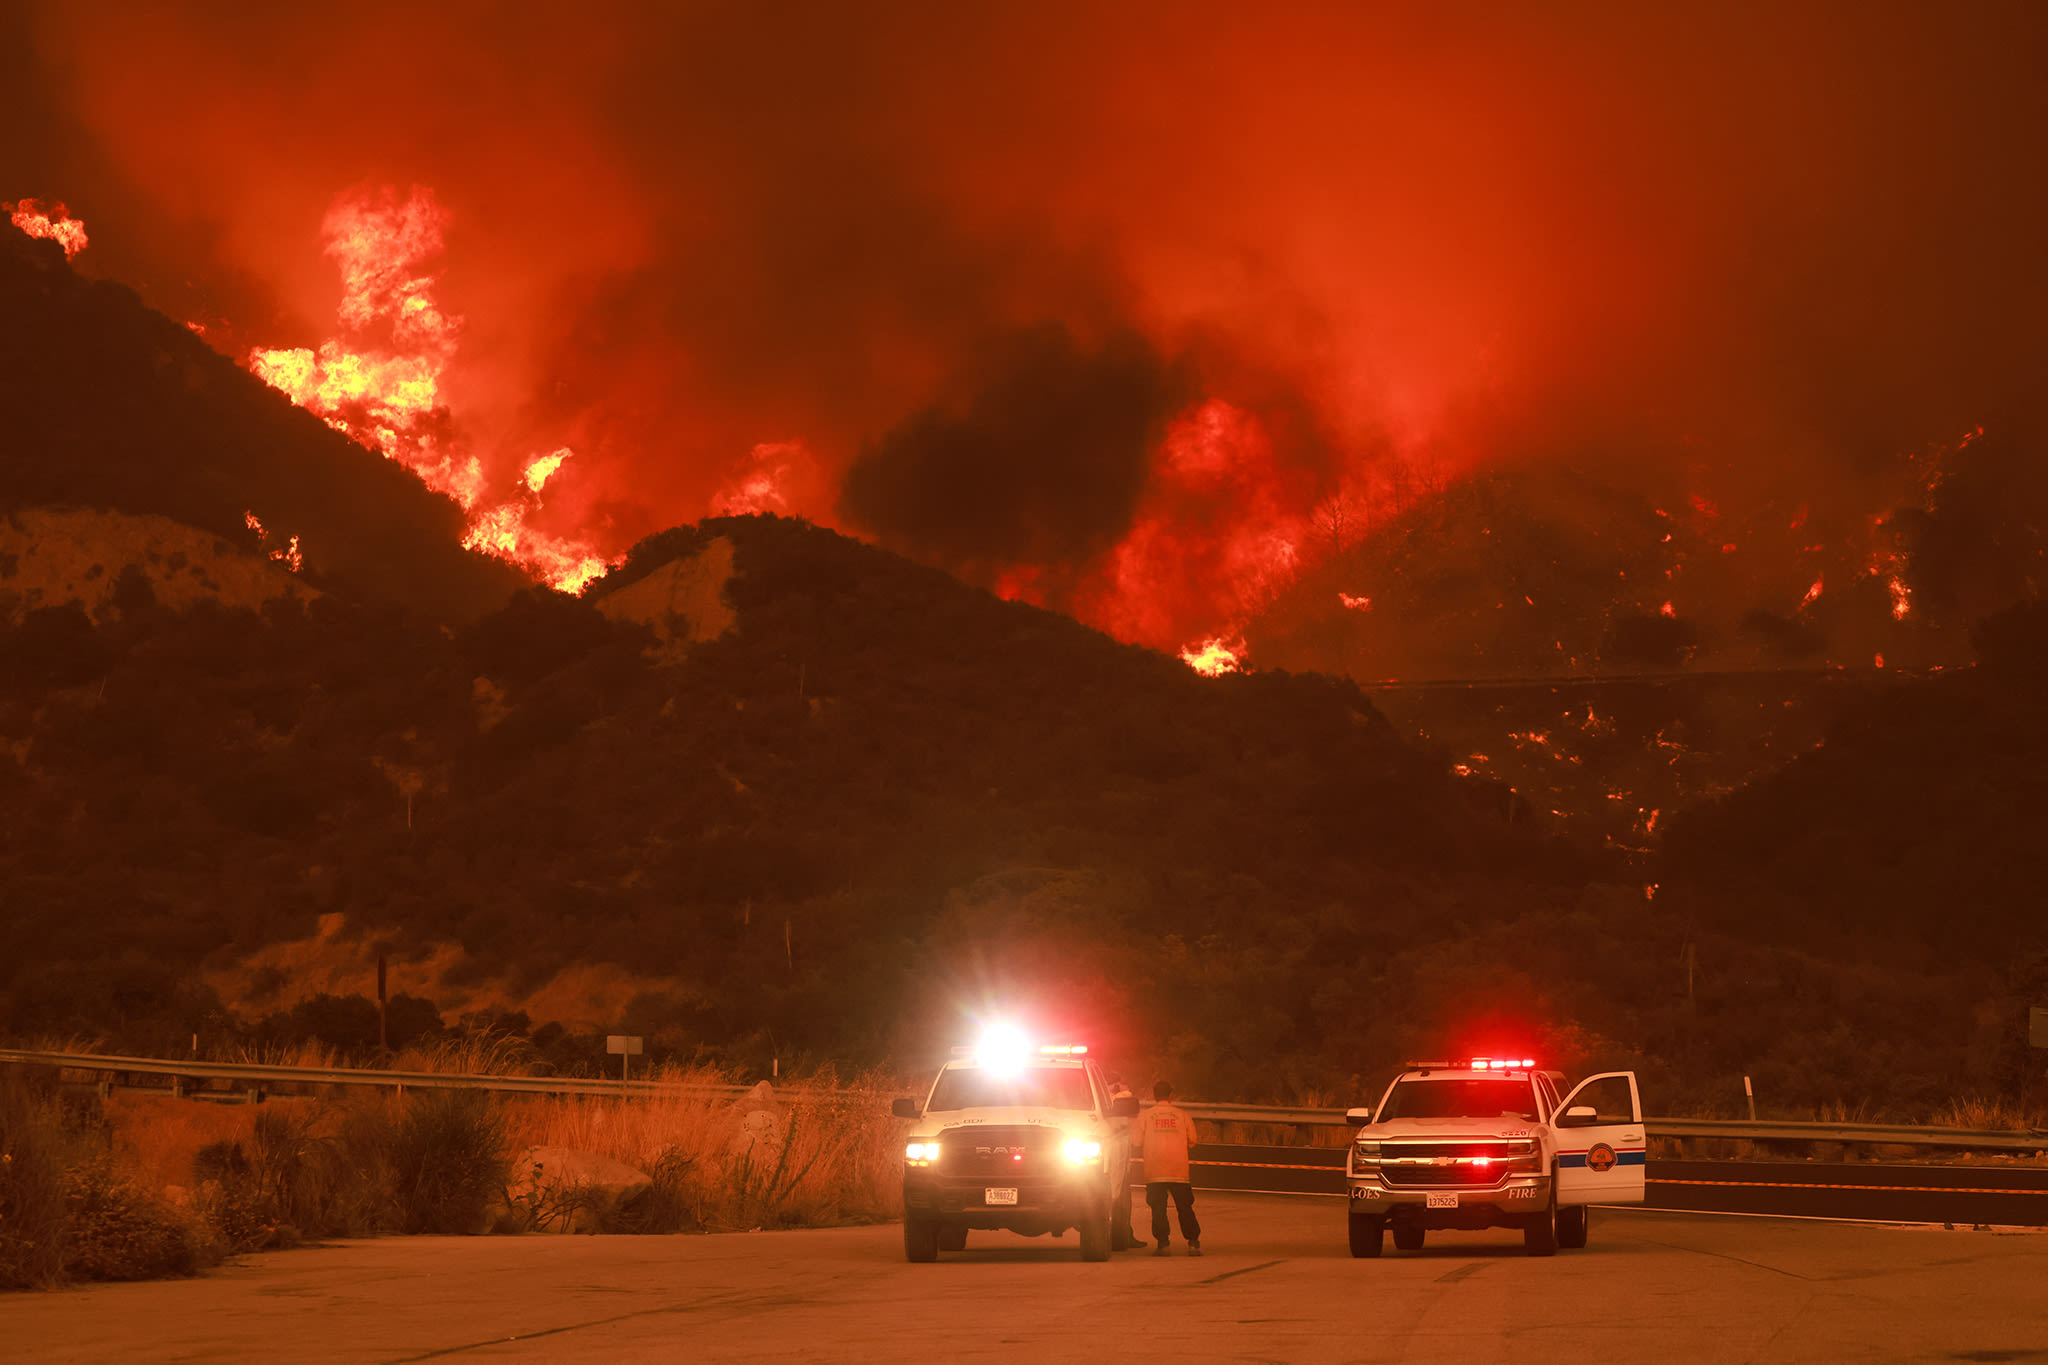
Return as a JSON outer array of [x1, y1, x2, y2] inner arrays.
[[8, 3, 2046, 672]]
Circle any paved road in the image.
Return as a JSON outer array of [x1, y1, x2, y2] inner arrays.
[[1188, 1146, 2048, 1225], [8, 1194, 2045, 1363]]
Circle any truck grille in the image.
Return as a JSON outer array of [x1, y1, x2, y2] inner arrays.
[[1381, 1163, 1512, 1187], [938, 1126, 1058, 1179], [1376, 1140, 1529, 1188]]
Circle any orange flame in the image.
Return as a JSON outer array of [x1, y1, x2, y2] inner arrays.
[[244, 510, 304, 573], [6, 199, 88, 259], [1799, 575, 1824, 609], [1338, 592, 1372, 611], [1179, 636, 1246, 676], [246, 187, 612, 593]]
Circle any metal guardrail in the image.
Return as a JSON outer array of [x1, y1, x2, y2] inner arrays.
[[0, 1048, 767, 1102], [4, 1050, 2043, 1153]]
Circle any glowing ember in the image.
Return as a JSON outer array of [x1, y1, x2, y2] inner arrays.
[[1659, 600, 1676, 617], [6, 198, 88, 258], [1799, 575, 1824, 609], [1887, 576, 1911, 620], [1179, 636, 1246, 676], [1338, 592, 1372, 611], [244, 509, 304, 573]]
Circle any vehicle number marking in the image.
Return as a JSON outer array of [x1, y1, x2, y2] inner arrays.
[[1426, 1192, 1459, 1209], [985, 1187, 1019, 1205]]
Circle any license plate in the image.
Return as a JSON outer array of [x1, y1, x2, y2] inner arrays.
[[1426, 1192, 1459, 1209], [985, 1187, 1018, 1205]]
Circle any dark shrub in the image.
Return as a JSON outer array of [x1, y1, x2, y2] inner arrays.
[[62, 1164, 200, 1281], [0, 1072, 72, 1289], [385, 1092, 508, 1234]]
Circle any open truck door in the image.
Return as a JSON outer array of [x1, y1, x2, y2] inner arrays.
[[1553, 1071, 1645, 1206]]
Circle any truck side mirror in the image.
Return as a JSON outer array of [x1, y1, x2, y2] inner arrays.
[[1345, 1107, 1375, 1126], [1111, 1095, 1139, 1118], [1556, 1104, 1597, 1128], [891, 1097, 920, 1119]]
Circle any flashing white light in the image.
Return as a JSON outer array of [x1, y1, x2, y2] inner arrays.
[[977, 1023, 1031, 1075], [904, 1142, 937, 1166], [1062, 1139, 1102, 1163]]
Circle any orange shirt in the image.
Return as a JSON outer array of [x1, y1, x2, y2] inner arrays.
[[1134, 1101, 1199, 1182]]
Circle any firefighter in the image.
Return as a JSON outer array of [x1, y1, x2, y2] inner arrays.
[[1135, 1080, 1202, 1256]]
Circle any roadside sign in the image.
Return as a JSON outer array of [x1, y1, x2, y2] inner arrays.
[[2029, 1008, 2048, 1050], [607, 1035, 644, 1083]]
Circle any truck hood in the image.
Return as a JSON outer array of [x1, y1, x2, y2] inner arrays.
[[916, 1107, 1108, 1139], [1364, 1116, 1542, 1140]]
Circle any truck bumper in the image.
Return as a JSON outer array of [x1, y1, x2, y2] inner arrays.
[[904, 1174, 1106, 1233], [1347, 1170, 1551, 1230]]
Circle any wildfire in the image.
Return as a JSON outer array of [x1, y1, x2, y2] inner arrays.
[[1799, 575, 1824, 609], [1339, 592, 1372, 611], [710, 440, 820, 517], [523, 448, 571, 495], [244, 510, 304, 573], [246, 187, 612, 593], [1179, 636, 1246, 676], [6, 199, 88, 258]]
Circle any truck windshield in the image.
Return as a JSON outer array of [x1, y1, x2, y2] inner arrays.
[[1377, 1078, 1540, 1122], [927, 1066, 1094, 1112]]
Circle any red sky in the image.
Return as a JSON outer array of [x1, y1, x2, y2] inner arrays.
[[7, 1, 2047, 648]]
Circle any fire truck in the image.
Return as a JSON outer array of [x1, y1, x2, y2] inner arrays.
[[891, 1027, 1140, 1262], [1344, 1057, 1645, 1257]]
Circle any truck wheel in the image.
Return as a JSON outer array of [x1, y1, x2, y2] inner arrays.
[[1557, 1205, 1589, 1249], [939, 1224, 968, 1252], [1392, 1224, 1425, 1252], [1523, 1178, 1558, 1257], [1348, 1212, 1384, 1258], [904, 1216, 941, 1262], [1079, 1203, 1112, 1262]]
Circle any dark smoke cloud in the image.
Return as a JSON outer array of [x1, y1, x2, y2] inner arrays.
[[840, 325, 1186, 568], [9, 1, 2048, 644]]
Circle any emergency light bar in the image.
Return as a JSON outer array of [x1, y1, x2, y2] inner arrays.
[[1405, 1057, 1538, 1070], [952, 1026, 1089, 1072]]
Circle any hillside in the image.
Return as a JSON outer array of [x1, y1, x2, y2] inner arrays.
[[2, 220, 2041, 1117], [0, 227, 526, 621]]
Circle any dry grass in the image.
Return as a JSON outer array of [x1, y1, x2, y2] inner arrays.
[[500, 1063, 901, 1231]]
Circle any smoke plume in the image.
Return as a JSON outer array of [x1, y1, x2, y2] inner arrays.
[[8, 0, 2047, 652]]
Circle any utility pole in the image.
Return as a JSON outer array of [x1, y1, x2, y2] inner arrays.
[[377, 953, 389, 1052]]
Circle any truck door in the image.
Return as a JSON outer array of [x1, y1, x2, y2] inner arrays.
[[1552, 1071, 1645, 1206]]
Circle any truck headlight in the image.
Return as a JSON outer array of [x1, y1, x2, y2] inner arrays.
[[1061, 1139, 1101, 1163], [905, 1142, 938, 1167], [1353, 1139, 1381, 1159]]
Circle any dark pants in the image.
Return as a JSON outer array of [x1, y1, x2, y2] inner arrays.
[[1146, 1181, 1201, 1245]]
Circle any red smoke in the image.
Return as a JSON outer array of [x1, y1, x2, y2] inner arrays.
[[14, 3, 2048, 657]]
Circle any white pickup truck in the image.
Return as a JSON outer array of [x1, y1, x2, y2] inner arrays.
[[1344, 1057, 1645, 1257]]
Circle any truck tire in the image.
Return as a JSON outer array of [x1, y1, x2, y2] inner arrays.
[[1557, 1204, 1589, 1249], [1523, 1177, 1558, 1257], [1348, 1212, 1384, 1258], [1079, 1202, 1112, 1262], [939, 1224, 968, 1252], [1392, 1224, 1425, 1251], [904, 1216, 941, 1262]]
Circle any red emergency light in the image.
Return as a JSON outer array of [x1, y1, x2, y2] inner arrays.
[[1406, 1057, 1537, 1071]]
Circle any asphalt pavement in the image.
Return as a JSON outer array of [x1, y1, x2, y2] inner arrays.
[[6, 1193, 2045, 1363]]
